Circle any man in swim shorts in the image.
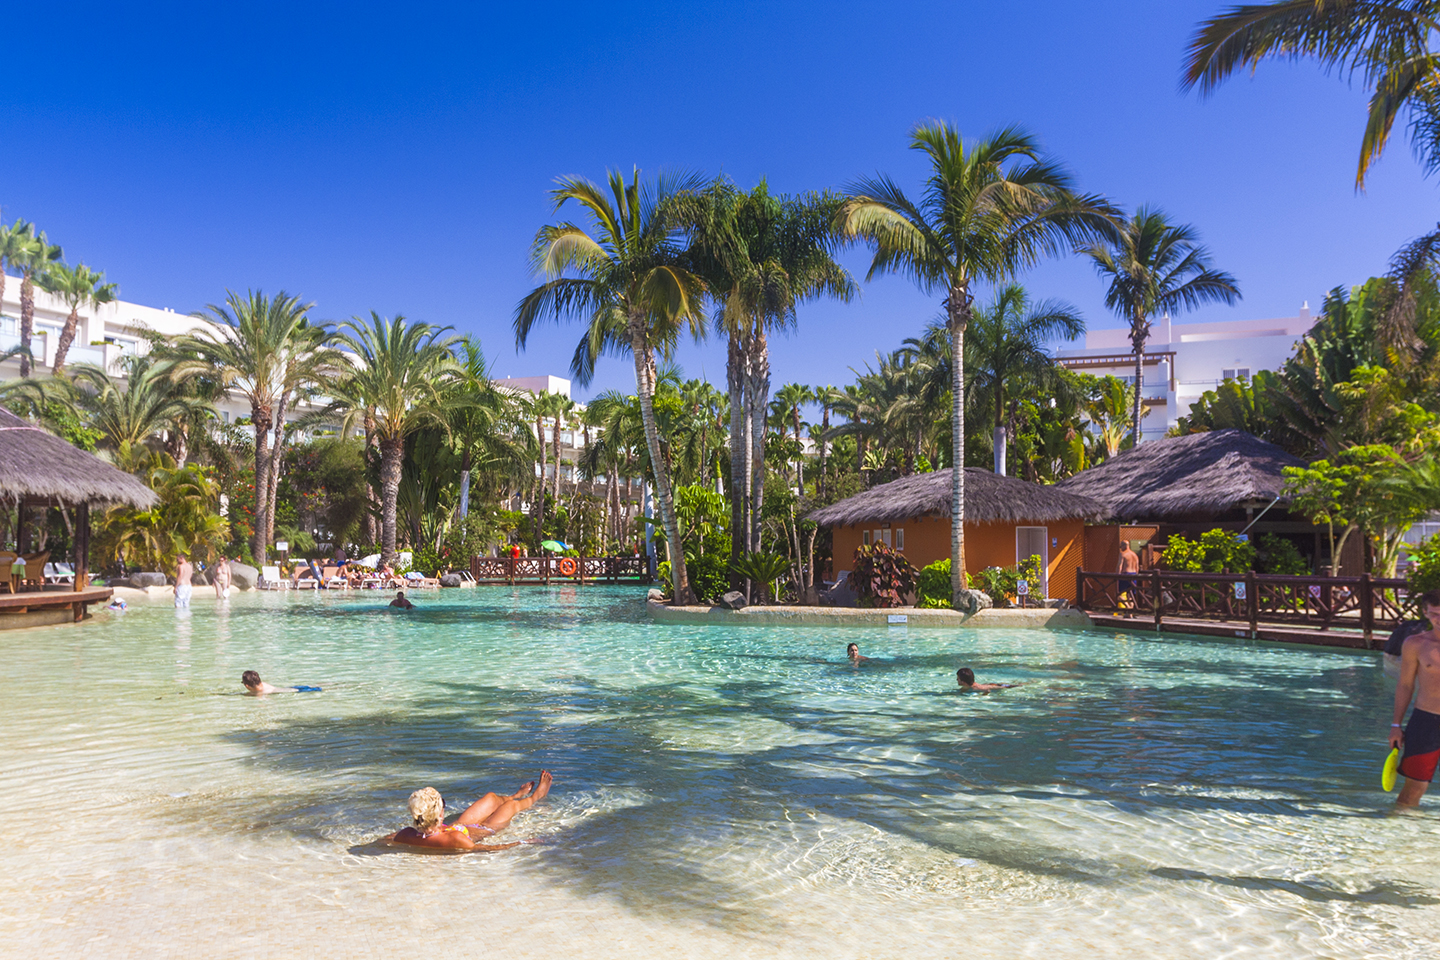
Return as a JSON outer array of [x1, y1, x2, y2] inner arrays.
[[241, 670, 322, 695], [390, 590, 414, 610], [174, 553, 193, 608], [1117, 542, 1140, 616], [956, 667, 1016, 693], [1389, 590, 1440, 808]]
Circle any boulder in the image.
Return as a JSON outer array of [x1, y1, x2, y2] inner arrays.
[[191, 570, 211, 586], [717, 590, 748, 611], [647, 588, 666, 603], [106, 576, 136, 590], [132, 571, 169, 589], [230, 562, 258, 591], [439, 573, 463, 588], [955, 589, 993, 616]]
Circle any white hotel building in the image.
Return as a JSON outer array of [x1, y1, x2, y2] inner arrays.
[[1054, 305, 1317, 443]]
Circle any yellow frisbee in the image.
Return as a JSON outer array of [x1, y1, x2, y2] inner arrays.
[[1382, 747, 1401, 792]]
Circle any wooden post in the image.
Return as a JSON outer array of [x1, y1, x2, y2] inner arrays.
[[579, 555, 587, 586], [1246, 569, 1257, 638], [507, 556, 514, 586], [1076, 567, 1085, 609], [544, 555, 551, 585], [1153, 570, 1163, 631], [74, 503, 89, 592], [1361, 573, 1374, 644]]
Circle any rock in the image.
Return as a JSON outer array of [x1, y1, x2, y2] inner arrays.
[[439, 573, 463, 587], [647, 588, 666, 603], [230, 562, 258, 590], [106, 576, 135, 590], [717, 590, 748, 610], [955, 589, 993, 615], [191, 570, 211, 586], [132, 571, 169, 588]]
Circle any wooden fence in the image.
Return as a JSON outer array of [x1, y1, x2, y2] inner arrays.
[[470, 555, 651, 586], [1076, 569, 1410, 642]]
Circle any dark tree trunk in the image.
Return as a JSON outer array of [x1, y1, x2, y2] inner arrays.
[[379, 436, 404, 566], [52, 306, 81, 375]]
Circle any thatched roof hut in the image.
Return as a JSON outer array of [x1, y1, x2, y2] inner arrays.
[[807, 467, 1107, 527], [0, 407, 156, 509], [1054, 428, 1304, 522]]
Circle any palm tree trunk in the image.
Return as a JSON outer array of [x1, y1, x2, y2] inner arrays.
[[1131, 315, 1146, 448], [746, 329, 770, 554], [631, 319, 693, 603], [994, 387, 1006, 476], [793, 409, 803, 491], [363, 416, 379, 545], [818, 402, 830, 499], [251, 403, 273, 566], [535, 414, 547, 546], [265, 392, 289, 549], [378, 437, 404, 565], [52, 306, 81, 375], [18, 274, 36, 378], [948, 290, 969, 603], [727, 332, 748, 586], [856, 427, 868, 489], [552, 413, 563, 502]]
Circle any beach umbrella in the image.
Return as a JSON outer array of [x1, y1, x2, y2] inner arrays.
[[541, 540, 567, 553]]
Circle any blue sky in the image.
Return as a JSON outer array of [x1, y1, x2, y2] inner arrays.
[[2, 1, 1435, 401]]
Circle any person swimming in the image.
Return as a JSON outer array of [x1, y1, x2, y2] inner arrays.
[[389, 590, 414, 610], [846, 643, 871, 664], [241, 670, 322, 695], [956, 667, 1016, 693], [384, 771, 553, 851]]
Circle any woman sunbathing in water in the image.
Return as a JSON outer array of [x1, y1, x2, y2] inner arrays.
[[384, 770, 552, 851]]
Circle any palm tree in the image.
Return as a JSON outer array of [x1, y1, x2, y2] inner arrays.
[[1086, 375, 1141, 459], [548, 393, 577, 502], [329, 313, 461, 566], [840, 122, 1115, 603], [11, 229, 63, 378], [448, 338, 537, 523], [40, 263, 118, 374], [0, 219, 34, 334], [1183, 1, 1440, 189], [1085, 207, 1240, 448], [68, 355, 212, 451], [686, 181, 856, 567], [770, 382, 812, 490], [813, 384, 837, 498], [514, 168, 708, 603], [961, 283, 1085, 475], [169, 290, 321, 566]]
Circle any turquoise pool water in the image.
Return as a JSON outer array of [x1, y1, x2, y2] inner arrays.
[[1, 586, 1436, 959]]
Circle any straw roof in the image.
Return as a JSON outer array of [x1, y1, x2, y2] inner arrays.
[[1054, 428, 1304, 521], [807, 467, 1107, 527], [0, 407, 157, 509]]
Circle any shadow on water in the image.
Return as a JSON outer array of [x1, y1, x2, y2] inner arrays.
[[1150, 867, 1440, 906]]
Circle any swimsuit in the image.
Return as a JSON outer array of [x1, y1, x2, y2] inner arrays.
[[291, 685, 322, 693], [1400, 708, 1440, 783], [174, 583, 192, 608]]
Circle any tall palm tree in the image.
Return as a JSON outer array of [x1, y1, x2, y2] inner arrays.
[[0, 219, 34, 334], [448, 338, 537, 523], [1085, 207, 1240, 448], [40, 263, 118, 374], [813, 384, 837, 498], [1183, 1, 1440, 189], [770, 382, 812, 490], [11, 230, 62, 378], [961, 283, 1085, 475], [329, 313, 461, 565], [686, 181, 856, 568], [169, 290, 319, 566], [514, 168, 707, 603], [69, 355, 212, 452], [840, 122, 1115, 603], [548, 393, 577, 502]]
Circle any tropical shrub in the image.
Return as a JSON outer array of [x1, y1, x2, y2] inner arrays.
[[1161, 529, 1256, 573], [972, 555, 1044, 605], [94, 454, 229, 572], [851, 543, 918, 608], [660, 552, 731, 604], [730, 551, 792, 604], [916, 557, 970, 608], [1407, 536, 1440, 595], [1256, 533, 1310, 575]]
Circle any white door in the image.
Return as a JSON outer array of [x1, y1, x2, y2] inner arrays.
[[1016, 526, 1049, 597]]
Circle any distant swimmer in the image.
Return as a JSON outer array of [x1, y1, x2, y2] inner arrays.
[[846, 643, 870, 664], [389, 590, 414, 610], [1390, 590, 1440, 808], [384, 771, 553, 851], [241, 670, 322, 695], [957, 667, 1016, 693]]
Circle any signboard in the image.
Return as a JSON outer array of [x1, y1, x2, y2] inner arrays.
[[1233, 582, 1246, 600], [1235, 534, 1249, 543], [1309, 585, 1322, 599], [887, 614, 908, 624], [1016, 580, 1029, 596], [275, 541, 289, 553]]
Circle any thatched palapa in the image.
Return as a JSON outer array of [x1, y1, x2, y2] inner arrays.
[[806, 467, 1107, 527], [0, 407, 157, 509], [1054, 429, 1304, 522]]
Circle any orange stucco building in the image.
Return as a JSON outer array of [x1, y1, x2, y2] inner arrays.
[[810, 468, 1106, 602]]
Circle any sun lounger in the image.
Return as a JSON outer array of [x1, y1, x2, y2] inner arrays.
[[44, 561, 76, 584], [259, 565, 288, 590], [322, 565, 349, 589]]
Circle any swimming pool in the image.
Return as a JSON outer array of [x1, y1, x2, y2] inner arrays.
[[0, 586, 1434, 959]]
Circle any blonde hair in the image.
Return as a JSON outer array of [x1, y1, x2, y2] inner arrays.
[[408, 787, 444, 833]]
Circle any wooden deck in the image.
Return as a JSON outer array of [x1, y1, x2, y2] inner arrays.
[[0, 585, 114, 629], [1086, 611, 1377, 650]]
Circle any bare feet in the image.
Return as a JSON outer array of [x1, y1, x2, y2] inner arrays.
[[531, 770, 553, 802], [510, 781, 535, 800]]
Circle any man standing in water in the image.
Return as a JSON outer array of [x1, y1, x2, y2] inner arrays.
[[1390, 590, 1440, 808], [174, 553, 193, 609]]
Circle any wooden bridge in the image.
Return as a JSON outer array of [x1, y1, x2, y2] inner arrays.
[[469, 555, 652, 586], [1076, 569, 1410, 649]]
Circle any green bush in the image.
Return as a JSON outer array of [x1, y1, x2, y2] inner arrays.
[[1161, 529, 1257, 573], [917, 596, 952, 609], [851, 543, 918, 608], [686, 553, 731, 604], [972, 555, 1044, 605], [917, 557, 971, 608], [1256, 533, 1310, 575], [730, 552, 791, 604], [1408, 536, 1440, 595]]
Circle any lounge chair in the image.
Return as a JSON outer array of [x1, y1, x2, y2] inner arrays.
[[259, 565, 287, 590], [44, 561, 76, 584], [322, 565, 349, 589]]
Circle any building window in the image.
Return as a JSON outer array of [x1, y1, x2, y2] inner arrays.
[[1222, 367, 1250, 380], [895, 528, 905, 551], [862, 530, 871, 546]]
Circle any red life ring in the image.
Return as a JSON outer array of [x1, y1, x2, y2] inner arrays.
[[558, 557, 577, 577]]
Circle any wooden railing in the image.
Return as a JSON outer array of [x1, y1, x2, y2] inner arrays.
[[1076, 569, 1410, 640], [469, 555, 652, 585]]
